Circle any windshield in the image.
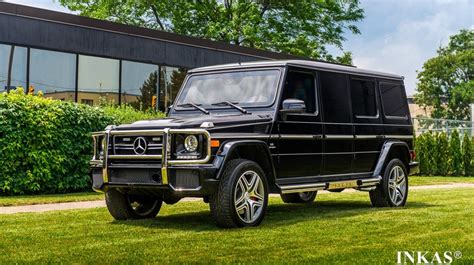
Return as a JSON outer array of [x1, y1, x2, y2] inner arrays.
[[175, 69, 280, 108]]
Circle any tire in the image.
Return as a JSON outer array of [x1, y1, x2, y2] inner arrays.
[[209, 159, 269, 228], [105, 189, 163, 220], [281, 191, 317, 203], [370, 158, 408, 207]]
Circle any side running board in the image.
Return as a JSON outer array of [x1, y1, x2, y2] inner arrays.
[[280, 176, 382, 194]]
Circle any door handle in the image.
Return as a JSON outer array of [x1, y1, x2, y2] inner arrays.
[[313, 134, 323, 139]]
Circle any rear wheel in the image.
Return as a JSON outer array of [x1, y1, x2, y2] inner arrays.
[[281, 191, 317, 203], [370, 158, 408, 207], [209, 159, 269, 228], [105, 189, 163, 220]]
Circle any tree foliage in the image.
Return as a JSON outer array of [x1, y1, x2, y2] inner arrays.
[[449, 130, 463, 176], [415, 29, 474, 120], [435, 132, 449, 176], [462, 132, 472, 176], [415, 131, 472, 176], [58, 0, 364, 64]]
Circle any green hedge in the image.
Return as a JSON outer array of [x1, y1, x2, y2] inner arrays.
[[0, 89, 164, 195], [415, 131, 473, 176]]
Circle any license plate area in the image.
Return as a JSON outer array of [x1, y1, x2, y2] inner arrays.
[[328, 180, 357, 189]]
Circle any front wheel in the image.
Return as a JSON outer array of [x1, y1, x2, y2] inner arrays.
[[105, 189, 163, 220], [209, 159, 269, 228], [370, 158, 408, 207]]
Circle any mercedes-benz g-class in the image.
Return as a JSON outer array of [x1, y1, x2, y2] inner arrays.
[[90, 60, 419, 228]]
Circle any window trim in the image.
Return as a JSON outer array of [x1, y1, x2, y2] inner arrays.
[[350, 76, 379, 119], [378, 80, 409, 120]]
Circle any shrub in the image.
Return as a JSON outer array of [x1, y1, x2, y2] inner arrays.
[[435, 132, 449, 176], [0, 89, 164, 195], [415, 131, 472, 176], [462, 132, 472, 176], [102, 104, 165, 124], [421, 132, 438, 175], [415, 133, 427, 175], [449, 130, 463, 176]]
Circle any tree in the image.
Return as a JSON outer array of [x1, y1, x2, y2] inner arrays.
[[58, 0, 364, 64], [435, 132, 449, 176], [462, 133, 472, 176], [415, 29, 474, 120], [449, 130, 462, 176]]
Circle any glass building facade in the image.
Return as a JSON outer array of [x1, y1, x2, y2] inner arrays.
[[0, 43, 187, 111]]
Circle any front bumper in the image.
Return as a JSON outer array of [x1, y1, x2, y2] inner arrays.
[[90, 128, 217, 196]]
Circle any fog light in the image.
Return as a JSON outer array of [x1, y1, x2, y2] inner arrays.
[[184, 135, 198, 152]]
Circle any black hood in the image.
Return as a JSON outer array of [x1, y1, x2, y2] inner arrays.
[[113, 112, 273, 131]]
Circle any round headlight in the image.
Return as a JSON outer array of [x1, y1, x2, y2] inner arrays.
[[184, 135, 199, 152]]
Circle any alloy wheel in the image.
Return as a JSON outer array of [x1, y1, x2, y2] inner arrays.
[[234, 170, 265, 223], [387, 165, 407, 206]]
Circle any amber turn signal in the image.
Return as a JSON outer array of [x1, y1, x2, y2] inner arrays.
[[210, 140, 220, 148]]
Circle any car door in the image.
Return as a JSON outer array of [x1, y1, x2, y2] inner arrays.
[[319, 71, 354, 175], [276, 68, 323, 181], [350, 76, 384, 173]]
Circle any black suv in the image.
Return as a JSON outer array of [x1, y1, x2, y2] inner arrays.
[[90, 60, 419, 228]]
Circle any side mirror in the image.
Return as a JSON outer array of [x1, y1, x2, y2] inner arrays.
[[166, 105, 173, 115], [281, 98, 306, 112], [279, 99, 306, 120]]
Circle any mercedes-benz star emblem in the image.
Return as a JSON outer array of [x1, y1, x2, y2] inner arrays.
[[133, 137, 148, 155]]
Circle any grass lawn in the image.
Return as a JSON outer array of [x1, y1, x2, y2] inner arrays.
[[410, 176, 474, 186], [0, 192, 103, 207], [0, 188, 472, 263]]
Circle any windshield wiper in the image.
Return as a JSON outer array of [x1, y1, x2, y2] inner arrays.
[[176, 103, 210, 114], [211, 101, 249, 114]]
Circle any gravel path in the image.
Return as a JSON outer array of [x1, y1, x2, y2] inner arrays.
[[1, 183, 473, 215]]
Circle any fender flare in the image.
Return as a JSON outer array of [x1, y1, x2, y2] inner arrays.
[[213, 140, 277, 183], [373, 140, 410, 177]]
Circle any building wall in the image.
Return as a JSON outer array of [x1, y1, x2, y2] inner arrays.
[[0, 3, 299, 110]]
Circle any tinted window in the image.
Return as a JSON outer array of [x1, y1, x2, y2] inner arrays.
[[0, 44, 27, 90], [78, 55, 119, 105], [121, 60, 158, 109], [350, 78, 377, 117], [29, 49, 76, 101], [282, 71, 316, 113], [319, 71, 351, 122], [380, 82, 408, 117]]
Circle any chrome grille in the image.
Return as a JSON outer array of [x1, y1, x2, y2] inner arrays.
[[113, 135, 163, 155]]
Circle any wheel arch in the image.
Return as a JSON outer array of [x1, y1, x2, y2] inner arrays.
[[214, 140, 277, 192], [373, 140, 410, 177]]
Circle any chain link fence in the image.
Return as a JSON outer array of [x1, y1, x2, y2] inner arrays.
[[412, 117, 473, 137]]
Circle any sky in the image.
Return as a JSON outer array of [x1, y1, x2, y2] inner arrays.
[[5, 0, 474, 95]]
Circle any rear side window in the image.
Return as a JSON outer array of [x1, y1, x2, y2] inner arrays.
[[319, 71, 351, 122], [379, 81, 408, 117], [350, 78, 377, 117]]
